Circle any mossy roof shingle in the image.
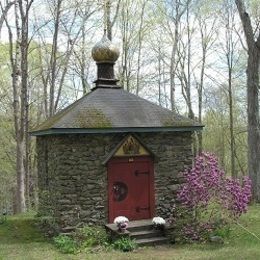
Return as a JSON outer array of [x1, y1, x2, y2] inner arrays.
[[31, 87, 203, 135]]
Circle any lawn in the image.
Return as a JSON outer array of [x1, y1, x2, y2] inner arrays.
[[0, 205, 260, 260]]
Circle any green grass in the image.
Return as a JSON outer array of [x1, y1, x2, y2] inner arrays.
[[0, 205, 260, 260]]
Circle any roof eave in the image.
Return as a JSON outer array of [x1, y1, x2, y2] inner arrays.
[[30, 126, 204, 136]]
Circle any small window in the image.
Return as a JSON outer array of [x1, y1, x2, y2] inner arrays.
[[113, 182, 128, 202]]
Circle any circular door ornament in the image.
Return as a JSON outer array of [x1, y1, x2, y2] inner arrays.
[[113, 182, 128, 202]]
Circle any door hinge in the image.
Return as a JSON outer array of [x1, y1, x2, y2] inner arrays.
[[136, 206, 150, 212], [135, 170, 149, 176]]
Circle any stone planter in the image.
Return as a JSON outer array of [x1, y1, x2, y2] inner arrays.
[[153, 224, 165, 231], [118, 222, 128, 232]]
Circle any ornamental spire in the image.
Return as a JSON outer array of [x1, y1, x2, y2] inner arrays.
[[91, 0, 120, 90]]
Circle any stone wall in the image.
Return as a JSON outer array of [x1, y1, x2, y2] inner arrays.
[[37, 132, 192, 229], [140, 133, 193, 219]]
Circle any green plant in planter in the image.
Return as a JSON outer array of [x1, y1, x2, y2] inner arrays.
[[53, 234, 78, 254], [112, 237, 137, 252]]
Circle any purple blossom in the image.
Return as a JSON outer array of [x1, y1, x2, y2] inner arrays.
[[176, 152, 252, 242]]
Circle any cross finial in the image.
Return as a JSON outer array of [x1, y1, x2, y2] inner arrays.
[[103, 0, 108, 36]]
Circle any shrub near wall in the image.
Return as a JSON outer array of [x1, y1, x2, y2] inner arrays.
[[174, 152, 252, 243], [53, 226, 109, 254]]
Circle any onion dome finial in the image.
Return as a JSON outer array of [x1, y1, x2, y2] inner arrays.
[[92, 35, 119, 63]]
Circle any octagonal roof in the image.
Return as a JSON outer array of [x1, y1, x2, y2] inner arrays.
[[31, 87, 203, 136]]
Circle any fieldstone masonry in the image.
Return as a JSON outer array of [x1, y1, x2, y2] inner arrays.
[[37, 132, 193, 230]]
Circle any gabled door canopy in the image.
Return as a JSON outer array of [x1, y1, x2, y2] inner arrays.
[[103, 134, 155, 165]]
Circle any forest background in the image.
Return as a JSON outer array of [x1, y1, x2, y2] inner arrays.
[[0, 0, 259, 213]]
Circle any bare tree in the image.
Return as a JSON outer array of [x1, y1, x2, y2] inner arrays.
[[235, 0, 260, 201], [161, 0, 191, 111], [176, 1, 195, 120], [36, 0, 96, 117], [224, 1, 238, 178], [71, 24, 92, 95], [119, 0, 131, 91], [135, 0, 147, 96], [119, 0, 143, 91], [2, 0, 34, 212], [194, 6, 217, 153], [148, 30, 170, 108]]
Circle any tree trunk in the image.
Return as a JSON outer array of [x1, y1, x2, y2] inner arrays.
[[197, 57, 204, 153], [158, 47, 162, 106], [136, 0, 146, 96], [25, 96, 30, 208], [247, 49, 260, 200], [106, 0, 112, 40], [235, 0, 260, 201], [16, 139, 26, 212], [228, 65, 236, 178], [186, 4, 194, 120], [220, 112, 226, 170], [105, 0, 121, 41], [49, 0, 62, 117], [170, 30, 178, 111], [20, 0, 30, 209]]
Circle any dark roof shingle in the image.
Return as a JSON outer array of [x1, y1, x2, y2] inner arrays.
[[31, 87, 203, 134]]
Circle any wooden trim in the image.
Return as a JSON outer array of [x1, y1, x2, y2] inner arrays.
[[30, 126, 204, 136], [149, 159, 155, 219]]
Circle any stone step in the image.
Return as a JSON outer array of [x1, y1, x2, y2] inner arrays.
[[60, 232, 73, 237], [60, 226, 76, 233], [135, 236, 169, 246], [106, 219, 154, 233], [130, 229, 163, 240], [126, 219, 154, 232], [106, 219, 169, 246]]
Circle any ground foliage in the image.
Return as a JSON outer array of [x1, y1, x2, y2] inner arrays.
[[0, 206, 260, 259], [111, 237, 137, 252], [53, 225, 137, 254]]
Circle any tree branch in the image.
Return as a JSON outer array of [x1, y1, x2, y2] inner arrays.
[[0, 1, 15, 33], [235, 0, 255, 49], [256, 29, 260, 49]]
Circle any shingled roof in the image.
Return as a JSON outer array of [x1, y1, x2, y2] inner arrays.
[[31, 87, 202, 136], [31, 36, 203, 136]]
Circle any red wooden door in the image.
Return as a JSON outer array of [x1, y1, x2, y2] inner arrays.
[[108, 157, 155, 223]]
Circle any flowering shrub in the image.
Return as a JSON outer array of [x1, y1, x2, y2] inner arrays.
[[176, 152, 251, 243]]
